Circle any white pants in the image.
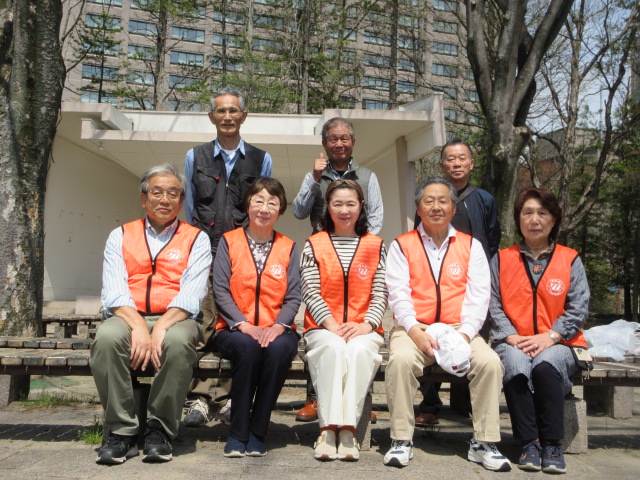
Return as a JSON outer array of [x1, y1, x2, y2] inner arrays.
[[305, 329, 383, 428]]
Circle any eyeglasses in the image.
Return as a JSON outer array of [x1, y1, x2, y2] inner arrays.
[[146, 188, 182, 200], [326, 135, 353, 145], [250, 198, 280, 211]]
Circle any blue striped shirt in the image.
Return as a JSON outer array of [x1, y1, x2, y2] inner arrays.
[[101, 217, 212, 318]]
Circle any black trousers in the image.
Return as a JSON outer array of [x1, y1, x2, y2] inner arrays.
[[214, 328, 298, 442], [503, 361, 565, 443]]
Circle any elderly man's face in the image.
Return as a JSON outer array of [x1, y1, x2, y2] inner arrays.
[[439, 143, 474, 187], [208, 94, 247, 138], [322, 123, 355, 164], [417, 183, 455, 234], [141, 174, 184, 231]]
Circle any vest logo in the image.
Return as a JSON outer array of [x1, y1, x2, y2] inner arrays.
[[164, 248, 183, 264], [269, 263, 285, 279], [355, 263, 370, 280], [447, 263, 464, 280], [546, 278, 565, 296]]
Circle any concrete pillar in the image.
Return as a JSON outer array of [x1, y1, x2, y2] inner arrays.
[[584, 385, 634, 419], [0, 375, 30, 407], [563, 396, 588, 454]]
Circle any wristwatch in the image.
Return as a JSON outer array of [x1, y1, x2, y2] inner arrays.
[[548, 331, 559, 343]]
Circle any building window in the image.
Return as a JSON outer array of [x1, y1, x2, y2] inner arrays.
[[252, 38, 283, 51], [127, 71, 154, 85], [171, 26, 205, 43], [444, 108, 457, 121], [433, 20, 458, 34], [253, 15, 285, 30], [399, 58, 422, 72], [399, 36, 419, 51], [211, 56, 244, 71], [326, 49, 356, 62], [169, 75, 199, 88], [128, 45, 154, 60], [364, 31, 391, 46], [85, 14, 121, 30], [213, 11, 245, 25], [469, 113, 485, 125], [399, 15, 420, 28], [82, 64, 119, 81], [432, 42, 458, 56], [398, 80, 415, 94], [364, 53, 390, 68], [464, 67, 475, 80], [124, 98, 154, 110], [434, 0, 458, 13], [129, 20, 157, 36], [83, 41, 120, 57], [438, 86, 457, 99], [131, 0, 151, 9], [465, 89, 480, 102], [363, 99, 388, 110], [88, 0, 122, 6], [81, 91, 118, 104], [329, 28, 357, 41], [339, 96, 356, 108], [212, 33, 244, 48], [170, 50, 204, 66], [363, 76, 390, 91], [432, 63, 458, 77]]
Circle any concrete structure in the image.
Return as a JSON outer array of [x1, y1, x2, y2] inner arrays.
[[44, 98, 446, 301]]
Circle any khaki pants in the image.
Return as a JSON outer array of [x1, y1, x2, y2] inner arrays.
[[90, 316, 201, 439], [385, 321, 503, 442]]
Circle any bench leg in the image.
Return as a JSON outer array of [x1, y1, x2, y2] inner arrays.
[[0, 374, 30, 407], [563, 395, 587, 454], [355, 392, 372, 451], [584, 385, 634, 419]]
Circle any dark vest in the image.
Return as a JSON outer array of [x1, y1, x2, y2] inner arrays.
[[191, 141, 266, 256]]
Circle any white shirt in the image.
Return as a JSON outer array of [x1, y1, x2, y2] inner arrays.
[[385, 223, 490, 340]]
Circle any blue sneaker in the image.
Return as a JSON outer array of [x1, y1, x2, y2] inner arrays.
[[246, 432, 267, 457], [542, 444, 566, 474], [224, 435, 246, 458], [518, 441, 542, 471]]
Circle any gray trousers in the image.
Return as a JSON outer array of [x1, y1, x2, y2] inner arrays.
[[90, 316, 201, 438]]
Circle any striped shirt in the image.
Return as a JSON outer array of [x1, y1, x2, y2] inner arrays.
[[101, 217, 212, 318], [300, 235, 388, 328]]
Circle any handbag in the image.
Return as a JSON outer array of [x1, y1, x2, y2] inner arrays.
[[571, 346, 594, 371]]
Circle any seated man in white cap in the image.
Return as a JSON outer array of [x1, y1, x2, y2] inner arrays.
[[383, 176, 509, 471]]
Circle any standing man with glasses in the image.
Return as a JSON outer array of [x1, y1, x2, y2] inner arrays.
[[182, 87, 272, 427], [291, 117, 384, 422]]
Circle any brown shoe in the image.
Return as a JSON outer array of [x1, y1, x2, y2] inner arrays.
[[296, 397, 318, 422], [415, 412, 439, 426], [370, 412, 377, 424]]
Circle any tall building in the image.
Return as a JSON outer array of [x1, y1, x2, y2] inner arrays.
[[61, 0, 478, 122]]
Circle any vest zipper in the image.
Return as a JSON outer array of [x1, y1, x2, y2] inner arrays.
[[146, 259, 156, 314], [521, 247, 556, 335], [144, 220, 180, 314]]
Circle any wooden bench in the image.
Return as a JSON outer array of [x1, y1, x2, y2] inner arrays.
[[42, 314, 102, 339], [1, 336, 639, 453]]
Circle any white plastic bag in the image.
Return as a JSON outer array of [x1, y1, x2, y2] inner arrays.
[[584, 319, 640, 361]]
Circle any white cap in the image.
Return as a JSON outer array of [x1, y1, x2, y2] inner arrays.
[[426, 323, 471, 377]]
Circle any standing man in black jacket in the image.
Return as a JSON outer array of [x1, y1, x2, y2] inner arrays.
[[414, 138, 501, 426], [182, 87, 273, 427]]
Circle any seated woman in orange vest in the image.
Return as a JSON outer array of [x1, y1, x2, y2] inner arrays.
[[489, 188, 590, 474], [212, 177, 301, 458], [301, 179, 387, 462]]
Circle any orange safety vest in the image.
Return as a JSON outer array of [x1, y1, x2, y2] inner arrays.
[[215, 228, 296, 331], [303, 232, 384, 335], [122, 219, 201, 315], [395, 229, 472, 325], [498, 244, 587, 347]]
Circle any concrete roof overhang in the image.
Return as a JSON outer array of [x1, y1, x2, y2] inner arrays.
[[57, 101, 444, 200]]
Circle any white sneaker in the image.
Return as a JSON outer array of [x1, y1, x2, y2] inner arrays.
[[217, 399, 232, 425], [337, 429, 359, 461], [383, 440, 413, 468], [183, 399, 211, 427], [468, 439, 512, 471], [313, 430, 337, 461]]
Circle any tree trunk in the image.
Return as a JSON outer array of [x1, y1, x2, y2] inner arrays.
[[0, 0, 65, 335], [154, 5, 169, 110]]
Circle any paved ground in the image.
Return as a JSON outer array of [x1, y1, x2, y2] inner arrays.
[[0, 377, 639, 479]]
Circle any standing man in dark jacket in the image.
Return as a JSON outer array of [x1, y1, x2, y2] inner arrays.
[[182, 87, 272, 427], [414, 138, 501, 426]]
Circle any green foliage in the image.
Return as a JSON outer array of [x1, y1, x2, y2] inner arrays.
[[79, 417, 104, 445], [19, 391, 81, 409]]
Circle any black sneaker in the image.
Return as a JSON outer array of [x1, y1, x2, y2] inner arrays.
[[96, 432, 139, 465], [518, 441, 542, 471], [142, 420, 173, 462], [542, 444, 566, 474]]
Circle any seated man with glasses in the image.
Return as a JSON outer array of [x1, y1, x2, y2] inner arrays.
[[91, 163, 211, 465], [291, 116, 384, 423]]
